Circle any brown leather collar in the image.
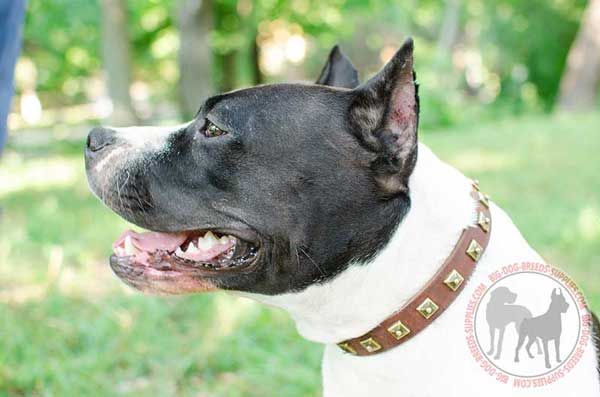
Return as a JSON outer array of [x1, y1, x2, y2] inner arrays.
[[337, 180, 492, 356]]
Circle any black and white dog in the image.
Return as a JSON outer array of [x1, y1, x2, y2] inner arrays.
[[85, 39, 600, 396]]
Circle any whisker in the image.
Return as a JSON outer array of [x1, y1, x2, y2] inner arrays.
[[298, 246, 325, 277]]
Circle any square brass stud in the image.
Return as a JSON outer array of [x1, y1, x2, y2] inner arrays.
[[466, 239, 483, 261], [416, 298, 439, 319], [444, 269, 465, 291], [338, 342, 357, 355], [477, 211, 490, 233], [477, 191, 490, 208], [472, 179, 480, 191], [360, 337, 382, 353], [387, 320, 411, 340]]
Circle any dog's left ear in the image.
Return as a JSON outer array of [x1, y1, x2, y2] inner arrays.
[[349, 38, 419, 196], [316, 45, 360, 88]]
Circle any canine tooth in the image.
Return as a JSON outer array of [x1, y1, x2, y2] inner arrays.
[[219, 236, 231, 244], [186, 242, 198, 254], [124, 236, 138, 255], [205, 231, 218, 243], [175, 247, 184, 257]]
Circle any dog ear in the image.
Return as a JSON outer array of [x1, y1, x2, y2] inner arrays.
[[555, 288, 563, 296], [315, 45, 360, 89], [348, 38, 419, 196]]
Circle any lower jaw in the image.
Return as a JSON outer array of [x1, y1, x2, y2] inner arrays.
[[110, 255, 218, 294], [108, 247, 260, 295]]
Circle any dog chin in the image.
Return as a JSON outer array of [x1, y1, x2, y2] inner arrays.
[[110, 254, 219, 295]]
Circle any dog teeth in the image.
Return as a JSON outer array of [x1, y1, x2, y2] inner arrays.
[[124, 236, 138, 255], [205, 231, 219, 245], [172, 232, 236, 261], [186, 242, 199, 254], [197, 231, 218, 250]]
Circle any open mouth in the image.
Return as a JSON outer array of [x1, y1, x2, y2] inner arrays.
[[112, 229, 259, 271]]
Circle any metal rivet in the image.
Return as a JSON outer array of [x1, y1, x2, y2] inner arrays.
[[477, 211, 490, 233], [387, 321, 411, 340], [466, 239, 483, 261], [444, 269, 465, 291], [360, 337, 382, 353], [477, 191, 490, 208], [416, 298, 439, 319], [338, 342, 358, 355]]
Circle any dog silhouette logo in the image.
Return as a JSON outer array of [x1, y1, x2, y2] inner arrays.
[[464, 263, 591, 387], [485, 286, 542, 360], [514, 288, 569, 369], [485, 286, 569, 368]]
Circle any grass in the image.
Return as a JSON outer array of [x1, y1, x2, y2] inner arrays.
[[0, 113, 599, 396]]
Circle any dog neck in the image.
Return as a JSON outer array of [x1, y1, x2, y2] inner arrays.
[[244, 143, 477, 344]]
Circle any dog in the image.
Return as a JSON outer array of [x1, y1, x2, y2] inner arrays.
[[515, 288, 570, 369], [85, 39, 600, 396], [485, 286, 540, 360]]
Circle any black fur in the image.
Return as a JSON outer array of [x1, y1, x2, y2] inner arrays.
[[316, 45, 360, 89], [592, 312, 600, 382]]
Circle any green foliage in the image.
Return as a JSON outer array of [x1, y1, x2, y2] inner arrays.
[[1, 113, 599, 396], [24, 0, 102, 103], [19, 0, 592, 127], [23, 0, 176, 105], [476, 0, 586, 109]]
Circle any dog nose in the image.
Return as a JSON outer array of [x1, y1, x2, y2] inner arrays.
[[87, 127, 116, 153]]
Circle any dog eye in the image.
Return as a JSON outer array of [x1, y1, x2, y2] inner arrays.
[[203, 122, 227, 138]]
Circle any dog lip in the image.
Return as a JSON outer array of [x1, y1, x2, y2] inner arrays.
[[109, 244, 261, 278], [109, 255, 219, 295]]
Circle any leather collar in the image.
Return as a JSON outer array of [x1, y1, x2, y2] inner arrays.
[[337, 180, 492, 356]]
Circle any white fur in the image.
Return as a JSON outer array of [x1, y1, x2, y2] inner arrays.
[[93, 122, 191, 174], [245, 143, 600, 396], [112, 122, 190, 149], [93, 146, 126, 173]]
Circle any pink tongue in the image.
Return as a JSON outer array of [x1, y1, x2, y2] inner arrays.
[[113, 229, 189, 252]]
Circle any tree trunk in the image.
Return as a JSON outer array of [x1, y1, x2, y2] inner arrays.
[[251, 30, 264, 85], [217, 51, 237, 92], [178, 0, 213, 118], [100, 0, 137, 125], [557, 0, 600, 112], [436, 0, 461, 57]]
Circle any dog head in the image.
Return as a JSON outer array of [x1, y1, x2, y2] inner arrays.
[[85, 40, 419, 295], [489, 286, 518, 304], [551, 288, 569, 313]]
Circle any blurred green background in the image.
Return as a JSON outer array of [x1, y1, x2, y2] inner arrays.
[[1, 0, 599, 396]]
